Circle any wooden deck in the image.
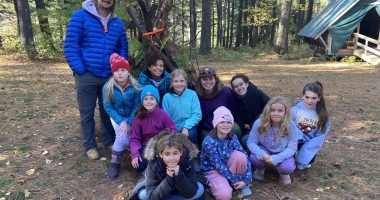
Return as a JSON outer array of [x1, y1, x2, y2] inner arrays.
[[352, 33, 380, 64]]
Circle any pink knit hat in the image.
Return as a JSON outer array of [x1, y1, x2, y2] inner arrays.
[[212, 106, 234, 128], [110, 53, 130, 73]]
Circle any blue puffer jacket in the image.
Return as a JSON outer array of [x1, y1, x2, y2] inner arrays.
[[64, 9, 128, 77], [102, 83, 141, 125]]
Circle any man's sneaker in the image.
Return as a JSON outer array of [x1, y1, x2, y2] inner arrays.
[[279, 174, 291, 184], [86, 148, 99, 160], [239, 187, 252, 197], [297, 163, 311, 170], [253, 168, 265, 181]]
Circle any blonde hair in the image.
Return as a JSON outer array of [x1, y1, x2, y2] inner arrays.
[[258, 96, 291, 137], [170, 69, 188, 84], [104, 74, 141, 103]]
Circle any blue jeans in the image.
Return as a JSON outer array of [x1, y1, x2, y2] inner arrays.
[[75, 72, 115, 151], [138, 182, 204, 200], [187, 126, 198, 145]]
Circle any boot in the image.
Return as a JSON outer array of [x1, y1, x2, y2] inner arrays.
[[107, 150, 124, 180]]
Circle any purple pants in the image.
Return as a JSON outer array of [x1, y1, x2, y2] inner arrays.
[[249, 145, 295, 175]]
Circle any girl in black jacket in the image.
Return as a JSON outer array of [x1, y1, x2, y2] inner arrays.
[[137, 131, 204, 200]]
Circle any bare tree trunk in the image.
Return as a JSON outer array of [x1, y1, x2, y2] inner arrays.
[[235, 0, 243, 47], [226, 0, 231, 48], [275, 0, 292, 54], [216, 0, 222, 47], [190, 0, 197, 48], [270, 0, 276, 46], [242, 0, 248, 46], [34, 0, 56, 50], [249, 0, 259, 47], [229, 0, 235, 48], [295, 0, 306, 45], [199, 0, 212, 55], [15, 0, 37, 59], [306, 0, 314, 24]]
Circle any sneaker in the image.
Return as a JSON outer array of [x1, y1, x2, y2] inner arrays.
[[279, 174, 291, 184], [239, 187, 252, 197], [107, 163, 121, 180], [297, 163, 311, 170], [253, 169, 265, 181], [86, 148, 99, 160]]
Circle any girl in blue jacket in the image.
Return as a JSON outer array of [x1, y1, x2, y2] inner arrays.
[[247, 96, 298, 184], [103, 53, 141, 179], [138, 51, 171, 107], [162, 69, 201, 145], [291, 81, 330, 170]]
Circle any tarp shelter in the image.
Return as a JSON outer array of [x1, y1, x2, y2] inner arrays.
[[298, 0, 380, 54]]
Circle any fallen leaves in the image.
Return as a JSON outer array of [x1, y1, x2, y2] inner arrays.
[[26, 168, 35, 175], [45, 158, 52, 164], [25, 190, 30, 197]]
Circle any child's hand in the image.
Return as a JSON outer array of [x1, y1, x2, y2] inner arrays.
[[182, 128, 189, 137], [263, 154, 273, 165], [232, 181, 246, 190], [131, 157, 142, 169], [166, 165, 179, 177], [244, 124, 251, 130], [118, 121, 128, 136]]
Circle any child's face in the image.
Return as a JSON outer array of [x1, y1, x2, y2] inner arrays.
[[216, 121, 233, 137], [231, 77, 248, 96], [159, 147, 182, 168], [148, 60, 164, 80], [113, 68, 129, 84], [171, 74, 187, 94], [303, 90, 320, 110], [270, 103, 286, 126], [142, 95, 157, 112]]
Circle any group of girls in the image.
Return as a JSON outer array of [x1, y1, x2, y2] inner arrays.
[[102, 52, 330, 200]]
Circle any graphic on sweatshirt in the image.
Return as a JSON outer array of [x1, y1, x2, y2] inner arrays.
[[296, 116, 318, 134]]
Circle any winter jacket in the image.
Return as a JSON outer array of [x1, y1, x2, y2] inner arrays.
[[162, 87, 201, 131], [102, 83, 140, 125], [198, 86, 236, 131], [233, 82, 270, 132], [143, 134, 200, 200], [64, 1, 128, 77], [130, 107, 177, 159], [138, 70, 171, 105], [200, 134, 252, 185], [247, 119, 298, 165], [291, 100, 331, 165]]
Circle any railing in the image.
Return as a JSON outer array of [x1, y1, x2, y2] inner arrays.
[[353, 33, 380, 57]]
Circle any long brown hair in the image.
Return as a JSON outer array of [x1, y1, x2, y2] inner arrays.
[[302, 81, 329, 132], [195, 75, 223, 97], [258, 96, 291, 137]]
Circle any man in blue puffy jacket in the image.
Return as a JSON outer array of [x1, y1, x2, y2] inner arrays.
[[64, 0, 128, 160]]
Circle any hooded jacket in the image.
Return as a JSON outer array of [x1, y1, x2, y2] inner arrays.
[[138, 70, 171, 105], [143, 134, 200, 200], [102, 84, 140, 125], [291, 100, 331, 165], [162, 87, 202, 131], [64, 0, 128, 77], [233, 82, 270, 132], [129, 107, 177, 159]]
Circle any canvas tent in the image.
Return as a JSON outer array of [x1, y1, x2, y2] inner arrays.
[[298, 0, 380, 55]]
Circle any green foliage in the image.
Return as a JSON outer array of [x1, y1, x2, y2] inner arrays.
[[281, 44, 314, 60], [244, 0, 278, 26], [172, 45, 191, 70], [161, 32, 173, 51], [207, 47, 252, 62], [128, 37, 145, 66], [340, 56, 359, 63]]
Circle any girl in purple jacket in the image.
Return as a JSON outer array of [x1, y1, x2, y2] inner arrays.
[[129, 85, 178, 173]]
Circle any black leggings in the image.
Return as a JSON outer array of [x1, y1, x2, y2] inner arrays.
[[297, 140, 316, 164]]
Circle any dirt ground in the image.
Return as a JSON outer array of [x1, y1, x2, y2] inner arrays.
[[0, 54, 380, 200]]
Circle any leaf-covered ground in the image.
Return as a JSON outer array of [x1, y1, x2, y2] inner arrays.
[[0, 54, 379, 199]]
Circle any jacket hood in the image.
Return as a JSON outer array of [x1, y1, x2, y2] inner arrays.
[[144, 133, 199, 161], [82, 0, 111, 20]]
